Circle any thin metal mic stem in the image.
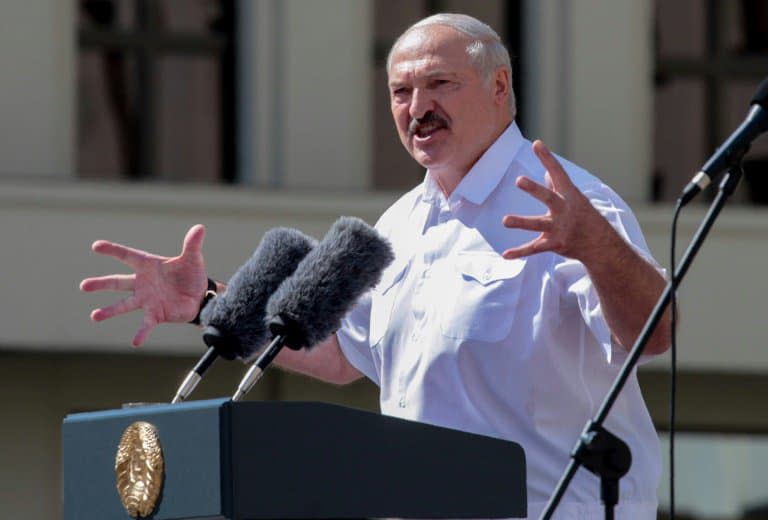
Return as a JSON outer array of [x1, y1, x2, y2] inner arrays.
[[171, 346, 219, 403], [232, 334, 285, 401]]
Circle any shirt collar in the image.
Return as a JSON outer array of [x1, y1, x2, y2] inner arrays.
[[453, 121, 524, 205], [420, 170, 443, 205]]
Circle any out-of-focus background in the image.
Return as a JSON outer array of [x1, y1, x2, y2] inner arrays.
[[2, 0, 768, 518]]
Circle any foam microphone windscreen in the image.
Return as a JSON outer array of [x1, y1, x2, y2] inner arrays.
[[199, 227, 316, 359], [265, 216, 394, 349]]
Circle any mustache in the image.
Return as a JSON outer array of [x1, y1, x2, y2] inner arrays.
[[407, 112, 449, 138]]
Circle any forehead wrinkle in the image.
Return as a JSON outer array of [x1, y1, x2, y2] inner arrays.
[[389, 64, 458, 83], [388, 56, 466, 87]]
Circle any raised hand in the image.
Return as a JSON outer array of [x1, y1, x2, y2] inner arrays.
[[80, 225, 209, 346], [501, 140, 618, 264], [503, 140, 672, 354]]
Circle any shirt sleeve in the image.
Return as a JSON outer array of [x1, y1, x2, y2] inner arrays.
[[336, 290, 381, 385], [553, 182, 667, 365]]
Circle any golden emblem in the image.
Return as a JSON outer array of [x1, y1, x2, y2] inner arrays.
[[115, 421, 165, 518]]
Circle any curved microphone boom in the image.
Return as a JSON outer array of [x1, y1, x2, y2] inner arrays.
[[171, 227, 316, 403], [680, 77, 768, 206], [231, 216, 394, 401]]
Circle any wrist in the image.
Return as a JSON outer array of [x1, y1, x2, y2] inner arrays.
[[575, 218, 627, 269], [189, 278, 218, 325], [580, 228, 635, 279]]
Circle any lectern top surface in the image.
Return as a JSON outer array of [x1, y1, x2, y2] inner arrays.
[[63, 397, 230, 423]]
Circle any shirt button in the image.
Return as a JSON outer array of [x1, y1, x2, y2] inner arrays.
[[398, 397, 406, 408], [483, 270, 491, 282], [411, 331, 419, 341]]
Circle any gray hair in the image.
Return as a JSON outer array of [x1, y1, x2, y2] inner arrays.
[[387, 13, 516, 118]]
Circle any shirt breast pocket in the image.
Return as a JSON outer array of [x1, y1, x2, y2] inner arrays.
[[370, 259, 409, 347], [439, 253, 527, 342]]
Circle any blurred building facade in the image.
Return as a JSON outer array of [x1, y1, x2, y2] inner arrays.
[[1, 1, 768, 518]]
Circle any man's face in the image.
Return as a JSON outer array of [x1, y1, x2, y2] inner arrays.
[[388, 26, 503, 175]]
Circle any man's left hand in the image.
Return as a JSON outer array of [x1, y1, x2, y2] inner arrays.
[[502, 140, 672, 354], [501, 140, 617, 263]]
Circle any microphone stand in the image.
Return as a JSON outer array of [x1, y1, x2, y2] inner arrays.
[[171, 346, 219, 403], [539, 163, 744, 520], [231, 314, 300, 401], [231, 334, 285, 401]]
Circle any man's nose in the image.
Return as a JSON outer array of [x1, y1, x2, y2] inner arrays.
[[409, 88, 433, 120]]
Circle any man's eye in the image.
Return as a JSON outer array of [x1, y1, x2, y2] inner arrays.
[[392, 87, 410, 97]]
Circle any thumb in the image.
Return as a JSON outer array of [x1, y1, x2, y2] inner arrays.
[[181, 224, 206, 257]]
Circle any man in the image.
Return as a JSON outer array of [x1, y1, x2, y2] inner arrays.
[[82, 13, 670, 518]]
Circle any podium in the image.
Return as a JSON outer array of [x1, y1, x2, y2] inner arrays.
[[63, 399, 526, 519]]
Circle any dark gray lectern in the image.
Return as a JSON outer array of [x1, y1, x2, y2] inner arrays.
[[63, 399, 526, 519]]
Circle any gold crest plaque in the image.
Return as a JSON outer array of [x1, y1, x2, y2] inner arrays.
[[115, 421, 165, 518]]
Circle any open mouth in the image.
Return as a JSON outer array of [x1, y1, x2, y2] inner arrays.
[[408, 112, 449, 141], [414, 121, 448, 139]]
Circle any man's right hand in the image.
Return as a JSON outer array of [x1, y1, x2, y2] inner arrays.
[[80, 224, 210, 347]]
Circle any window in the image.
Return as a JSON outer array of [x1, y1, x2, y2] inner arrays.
[[654, 0, 768, 204], [77, 0, 236, 182], [658, 432, 768, 519]]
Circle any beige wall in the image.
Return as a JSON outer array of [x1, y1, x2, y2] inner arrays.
[[3, 182, 767, 376], [0, 0, 75, 178], [525, 0, 652, 202], [0, 181, 399, 354], [639, 206, 768, 374], [237, 0, 373, 189]]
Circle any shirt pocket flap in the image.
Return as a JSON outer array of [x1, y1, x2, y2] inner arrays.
[[375, 258, 410, 295], [456, 253, 526, 286], [370, 258, 410, 347]]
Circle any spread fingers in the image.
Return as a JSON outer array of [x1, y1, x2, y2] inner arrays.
[[516, 176, 564, 209], [132, 316, 157, 347], [91, 240, 153, 269], [90, 296, 141, 321], [502, 215, 553, 232], [80, 274, 135, 292]]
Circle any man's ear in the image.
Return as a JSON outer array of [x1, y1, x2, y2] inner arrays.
[[493, 67, 510, 106]]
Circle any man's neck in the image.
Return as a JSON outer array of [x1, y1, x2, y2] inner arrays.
[[430, 117, 513, 198], [429, 168, 464, 198]]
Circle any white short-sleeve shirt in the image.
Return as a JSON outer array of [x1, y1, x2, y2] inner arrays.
[[337, 123, 661, 519]]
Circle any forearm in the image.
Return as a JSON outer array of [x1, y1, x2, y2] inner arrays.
[[274, 334, 364, 385], [580, 225, 672, 355]]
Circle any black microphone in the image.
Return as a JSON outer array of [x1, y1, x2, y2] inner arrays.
[[680, 77, 768, 206], [231, 216, 394, 401], [171, 227, 316, 403]]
